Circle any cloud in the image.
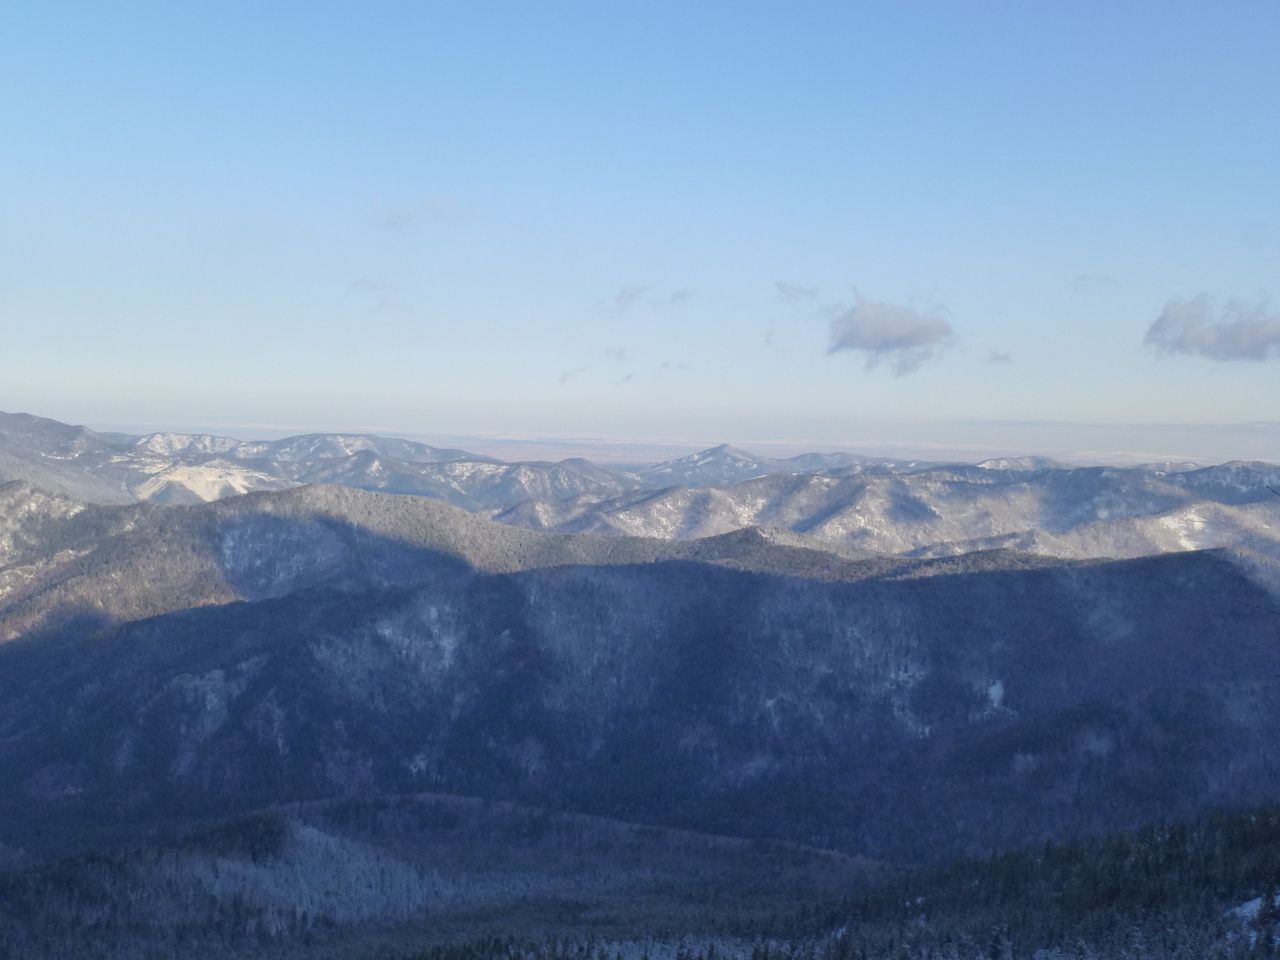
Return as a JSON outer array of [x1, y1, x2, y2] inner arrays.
[[558, 366, 587, 384], [616, 372, 635, 384], [604, 347, 628, 362], [349, 279, 411, 315], [988, 350, 1013, 364], [1144, 294, 1280, 361], [1070, 273, 1119, 294], [375, 195, 457, 232], [776, 281, 818, 304], [826, 295, 953, 375], [610, 285, 648, 316], [607, 285, 693, 315], [350, 278, 395, 297]]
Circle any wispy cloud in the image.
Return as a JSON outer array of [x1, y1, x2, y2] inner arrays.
[[616, 372, 635, 384], [604, 347, 629, 362], [1145, 294, 1280, 361], [827, 295, 954, 375], [606, 285, 694, 316], [375, 194, 457, 232], [349, 279, 411, 315], [610, 285, 649, 316], [1070, 273, 1119, 294], [776, 281, 818, 304], [988, 350, 1013, 364], [558, 366, 587, 385]]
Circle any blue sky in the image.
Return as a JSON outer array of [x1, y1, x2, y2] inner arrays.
[[2, 2, 1277, 459]]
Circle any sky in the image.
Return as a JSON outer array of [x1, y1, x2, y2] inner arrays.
[[1, 2, 1278, 461]]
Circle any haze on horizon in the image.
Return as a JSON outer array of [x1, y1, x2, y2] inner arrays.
[[2, 3, 1278, 462]]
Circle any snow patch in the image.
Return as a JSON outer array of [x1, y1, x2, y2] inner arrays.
[[1156, 508, 1212, 550], [133, 461, 293, 502], [987, 679, 1004, 710]]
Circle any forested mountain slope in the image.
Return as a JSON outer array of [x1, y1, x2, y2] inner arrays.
[[2, 793, 1278, 959], [2, 447, 1279, 959], [1, 484, 1276, 865], [0, 793, 874, 960], [0, 480, 1058, 642]]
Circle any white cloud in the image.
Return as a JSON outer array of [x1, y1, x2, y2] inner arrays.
[[1145, 295, 1280, 361], [827, 295, 953, 375]]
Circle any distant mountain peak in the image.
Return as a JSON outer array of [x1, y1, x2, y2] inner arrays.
[[703, 443, 757, 460], [975, 456, 1062, 472]]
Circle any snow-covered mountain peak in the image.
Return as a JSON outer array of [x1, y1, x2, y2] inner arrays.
[[134, 432, 242, 457], [638, 444, 774, 487], [975, 456, 1062, 472], [701, 442, 754, 460]]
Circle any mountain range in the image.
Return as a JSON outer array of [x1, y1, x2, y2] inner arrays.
[[3, 409, 1280, 957], [3, 410, 1279, 574]]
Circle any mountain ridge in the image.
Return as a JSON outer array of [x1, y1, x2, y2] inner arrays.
[[5, 411, 1279, 576], [2, 483, 1277, 865]]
